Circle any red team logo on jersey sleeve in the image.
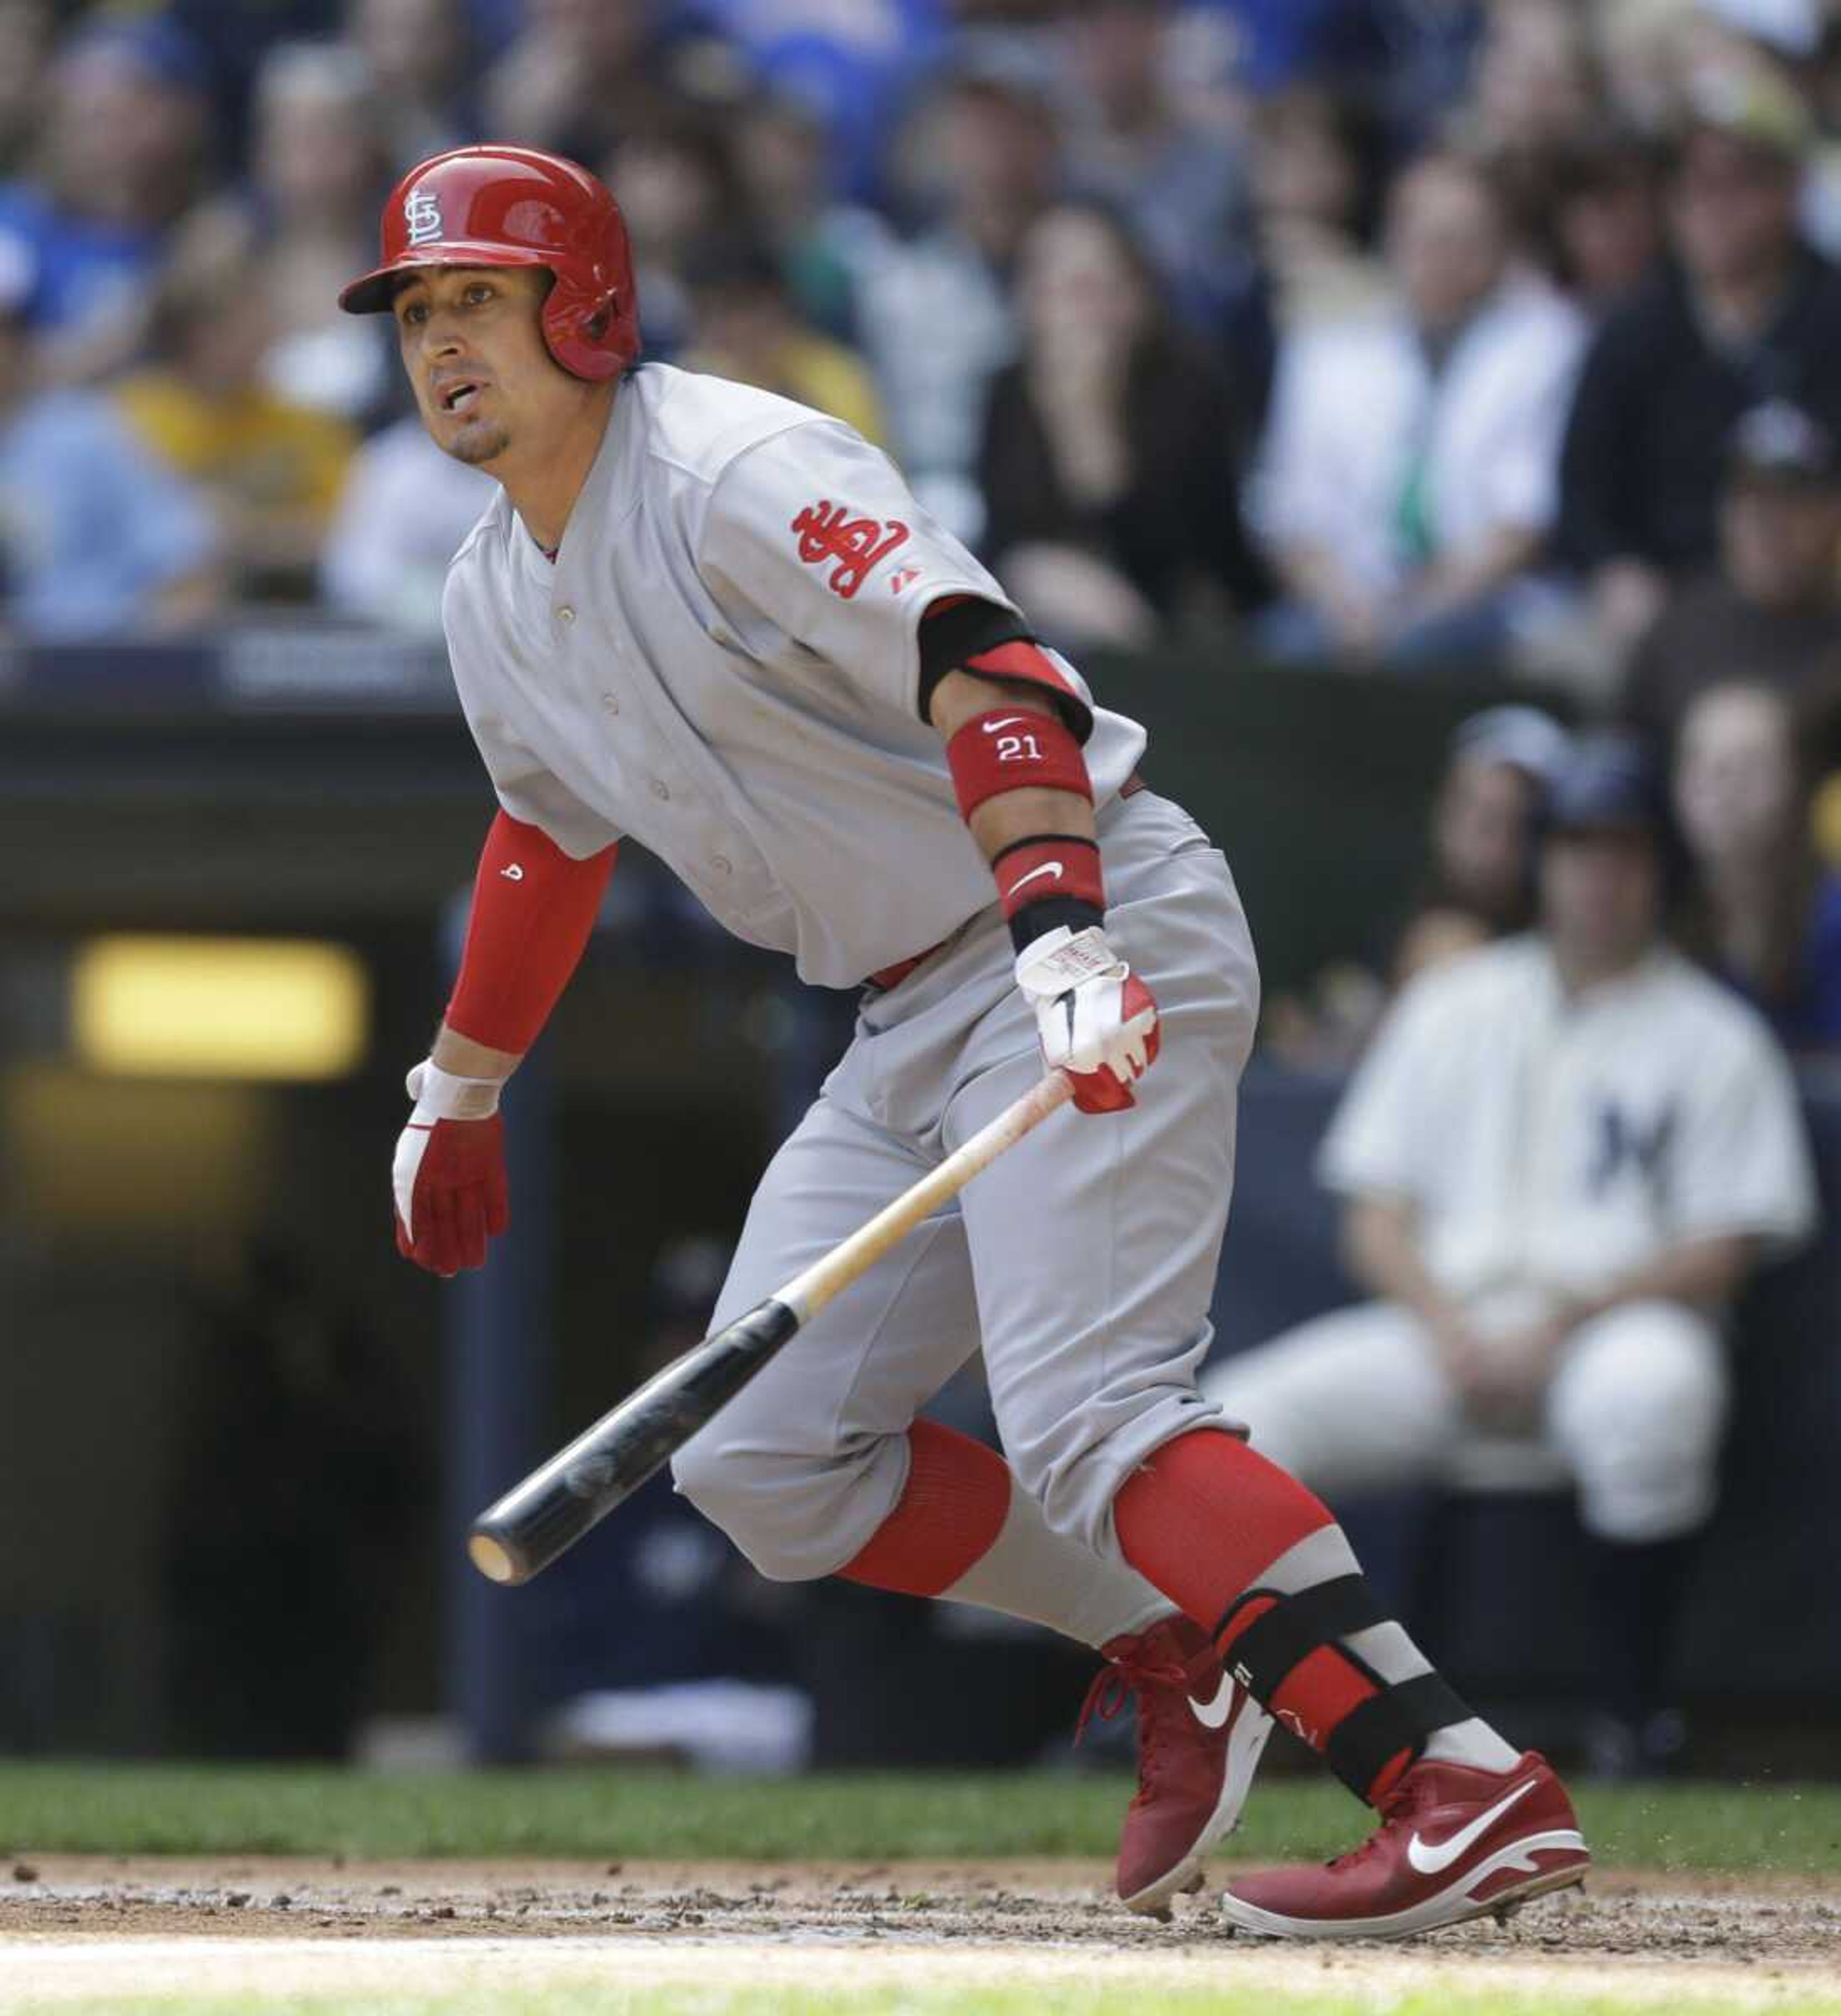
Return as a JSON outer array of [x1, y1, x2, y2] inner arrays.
[[791, 500, 910, 600]]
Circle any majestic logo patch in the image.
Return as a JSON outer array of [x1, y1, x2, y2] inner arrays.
[[405, 186, 444, 246], [888, 564, 922, 596], [790, 500, 909, 600]]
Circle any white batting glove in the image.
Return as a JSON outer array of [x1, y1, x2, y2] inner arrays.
[[1014, 925, 1161, 1113]]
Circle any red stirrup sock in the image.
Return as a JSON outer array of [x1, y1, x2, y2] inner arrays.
[[838, 1419, 1012, 1598], [1115, 1429, 1445, 1804]]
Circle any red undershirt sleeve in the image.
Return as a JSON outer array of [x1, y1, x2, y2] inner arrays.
[[444, 810, 618, 1055]]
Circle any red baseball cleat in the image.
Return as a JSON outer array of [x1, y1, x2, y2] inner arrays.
[[1079, 1615, 1274, 1916], [1221, 1750, 1589, 1941]]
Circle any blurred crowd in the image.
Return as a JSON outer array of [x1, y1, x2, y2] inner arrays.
[[8, 1, 1841, 1053], [0, 0, 1833, 656]]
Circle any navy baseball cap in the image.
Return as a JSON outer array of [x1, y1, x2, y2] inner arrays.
[[1542, 733, 1666, 836]]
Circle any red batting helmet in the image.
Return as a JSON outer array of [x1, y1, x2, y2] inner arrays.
[[339, 144, 641, 381]]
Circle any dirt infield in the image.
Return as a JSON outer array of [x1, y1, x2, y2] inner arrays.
[[4, 1856, 1841, 2008]]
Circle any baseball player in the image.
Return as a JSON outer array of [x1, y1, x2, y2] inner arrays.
[[354, 145, 1590, 1938], [1207, 735, 1819, 1771]]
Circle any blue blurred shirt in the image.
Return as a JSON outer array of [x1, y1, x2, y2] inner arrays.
[[0, 182, 161, 341], [0, 388, 216, 638], [695, 0, 948, 201]]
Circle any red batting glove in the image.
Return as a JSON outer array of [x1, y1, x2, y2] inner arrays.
[[392, 1060, 511, 1275], [1014, 925, 1162, 1114]]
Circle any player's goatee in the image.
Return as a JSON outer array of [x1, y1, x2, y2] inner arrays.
[[449, 426, 509, 466]]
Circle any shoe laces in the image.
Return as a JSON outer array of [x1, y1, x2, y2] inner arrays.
[[1324, 1766, 1433, 1874], [1073, 1638, 1194, 1758]]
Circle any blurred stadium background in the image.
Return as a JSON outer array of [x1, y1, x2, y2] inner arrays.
[[3, 0, 1841, 1804]]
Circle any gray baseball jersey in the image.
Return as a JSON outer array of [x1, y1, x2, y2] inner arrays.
[[441, 362, 1146, 987], [439, 362, 1255, 1575]]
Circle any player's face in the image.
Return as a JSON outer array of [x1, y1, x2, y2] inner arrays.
[[393, 265, 565, 469], [1539, 828, 1660, 973]]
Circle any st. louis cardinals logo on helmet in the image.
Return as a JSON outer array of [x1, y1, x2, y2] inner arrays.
[[404, 186, 443, 246]]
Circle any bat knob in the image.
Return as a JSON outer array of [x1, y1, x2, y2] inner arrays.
[[467, 1528, 523, 1585]]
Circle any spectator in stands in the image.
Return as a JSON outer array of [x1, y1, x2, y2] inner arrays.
[[1206, 733, 1818, 1773], [1556, 66, 1841, 669], [733, 90, 861, 343], [485, 0, 727, 171], [1464, 0, 1602, 164], [1624, 401, 1841, 741], [846, 38, 1063, 542], [1388, 703, 1573, 986], [319, 414, 496, 633], [1265, 704, 1571, 1070], [1246, 83, 1391, 337], [1674, 679, 1841, 1052], [697, 0, 947, 208], [243, 42, 396, 426], [977, 198, 1266, 649], [1256, 150, 1586, 670], [604, 109, 757, 365], [347, 0, 481, 176], [0, 17, 210, 386], [114, 212, 357, 606], [1060, 0, 1253, 333], [0, 243, 219, 639], [1801, 12, 1841, 260], [1208, 0, 1482, 152], [680, 232, 885, 446], [162, 0, 355, 168], [0, 0, 52, 179], [1540, 123, 1664, 318]]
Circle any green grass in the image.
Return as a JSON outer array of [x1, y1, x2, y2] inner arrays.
[[2, 1764, 1840, 1873]]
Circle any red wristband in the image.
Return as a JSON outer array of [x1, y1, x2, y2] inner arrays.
[[445, 811, 617, 1053], [990, 834, 1106, 919], [945, 707, 1093, 820]]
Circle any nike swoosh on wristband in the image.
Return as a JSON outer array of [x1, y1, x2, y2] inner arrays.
[[1405, 1777, 1538, 1875], [981, 715, 1027, 732], [1005, 859, 1064, 899], [1190, 1675, 1236, 1730]]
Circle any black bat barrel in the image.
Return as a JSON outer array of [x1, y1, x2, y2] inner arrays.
[[466, 1297, 799, 1585]]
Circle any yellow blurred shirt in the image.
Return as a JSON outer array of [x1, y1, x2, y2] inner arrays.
[[113, 373, 357, 525]]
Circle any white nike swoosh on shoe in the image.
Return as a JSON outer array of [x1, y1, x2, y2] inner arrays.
[[1005, 860, 1064, 898], [1190, 1675, 1236, 1730], [1406, 1775, 1539, 1875], [981, 715, 1026, 732]]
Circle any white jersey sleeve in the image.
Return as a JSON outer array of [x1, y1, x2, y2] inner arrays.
[[1669, 1018, 1818, 1255], [1317, 972, 1449, 1206], [467, 705, 624, 857], [695, 416, 1023, 723]]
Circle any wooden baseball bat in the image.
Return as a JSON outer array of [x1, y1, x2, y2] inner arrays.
[[466, 1069, 1074, 1586]]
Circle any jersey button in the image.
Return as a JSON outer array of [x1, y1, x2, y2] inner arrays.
[[650, 779, 670, 800], [600, 693, 620, 715], [711, 854, 733, 875], [558, 605, 576, 624]]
